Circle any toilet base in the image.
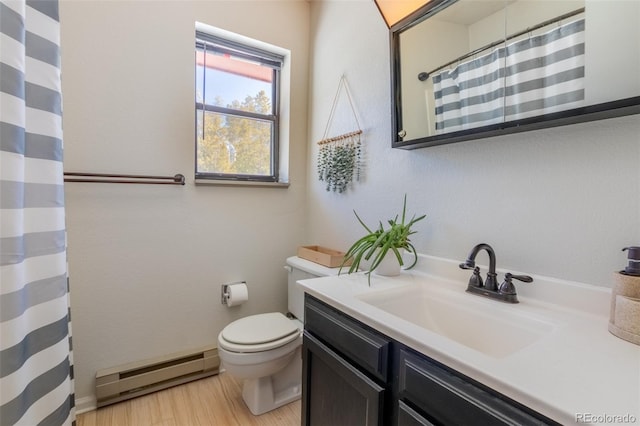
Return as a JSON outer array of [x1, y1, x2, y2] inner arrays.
[[241, 347, 302, 415]]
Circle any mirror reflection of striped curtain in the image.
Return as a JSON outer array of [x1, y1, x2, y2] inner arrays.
[[0, 1, 75, 425], [433, 48, 506, 133], [434, 18, 585, 133]]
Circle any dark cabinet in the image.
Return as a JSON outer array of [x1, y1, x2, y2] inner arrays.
[[302, 295, 392, 426], [302, 295, 559, 426], [302, 332, 385, 426]]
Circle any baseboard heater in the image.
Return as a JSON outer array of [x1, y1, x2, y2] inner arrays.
[[96, 344, 219, 407]]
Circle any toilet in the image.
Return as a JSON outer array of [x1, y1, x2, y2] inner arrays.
[[217, 256, 337, 415]]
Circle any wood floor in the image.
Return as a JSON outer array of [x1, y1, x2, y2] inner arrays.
[[77, 373, 300, 426]]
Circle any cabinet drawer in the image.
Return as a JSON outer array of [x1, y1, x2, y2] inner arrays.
[[305, 295, 391, 383], [397, 401, 435, 426], [398, 349, 557, 426]]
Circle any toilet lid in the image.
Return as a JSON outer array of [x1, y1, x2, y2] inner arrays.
[[221, 312, 298, 345]]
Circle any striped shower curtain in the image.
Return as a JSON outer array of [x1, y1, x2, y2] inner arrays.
[[1, 1, 75, 425], [433, 48, 506, 133], [504, 18, 585, 121], [434, 17, 585, 133]]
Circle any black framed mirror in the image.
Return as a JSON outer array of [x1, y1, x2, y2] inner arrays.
[[388, 0, 640, 149]]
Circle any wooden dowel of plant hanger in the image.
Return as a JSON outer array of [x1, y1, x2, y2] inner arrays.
[[317, 129, 363, 145]]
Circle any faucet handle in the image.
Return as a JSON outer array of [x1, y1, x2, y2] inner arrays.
[[499, 272, 533, 295], [468, 266, 483, 288]]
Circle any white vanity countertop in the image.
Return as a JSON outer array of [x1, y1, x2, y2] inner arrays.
[[296, 255, 640, 425]]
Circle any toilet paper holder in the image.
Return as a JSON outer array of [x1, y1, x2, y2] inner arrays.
[[221, 281, 247, 305]]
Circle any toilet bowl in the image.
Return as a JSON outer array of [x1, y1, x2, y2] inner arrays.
[[217, 256, 336, 415]]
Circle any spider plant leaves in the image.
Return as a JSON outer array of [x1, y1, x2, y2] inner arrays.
[[340, 195, 426, 285], [353, 210, 374, 234], [404, 243, 419, 269]]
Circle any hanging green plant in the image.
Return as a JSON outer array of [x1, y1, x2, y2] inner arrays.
[[317, 131, 362, 193], [317, 76, 363, 193]]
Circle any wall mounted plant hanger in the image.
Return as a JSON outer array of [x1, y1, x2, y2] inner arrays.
[[317, 76, 363, 193]]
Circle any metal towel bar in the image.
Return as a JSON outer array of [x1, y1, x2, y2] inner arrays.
[[64, 172, 185, 185]]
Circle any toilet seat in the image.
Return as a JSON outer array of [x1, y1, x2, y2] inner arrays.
[[219, 312, 301, 353]]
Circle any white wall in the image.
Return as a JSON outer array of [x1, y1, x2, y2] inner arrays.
[[60, 0, 309, 407], [307, 1, 639, 289], [585, 0, 640, 104]]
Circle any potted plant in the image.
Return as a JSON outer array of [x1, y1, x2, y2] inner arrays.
[[340, 195, 426, 284]]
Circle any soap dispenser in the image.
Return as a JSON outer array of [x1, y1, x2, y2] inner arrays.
[[608, 247, 640, 345], [621, 246, 640, 276]]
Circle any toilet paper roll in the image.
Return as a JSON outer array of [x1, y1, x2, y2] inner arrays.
[[226, 283, 249, 307]]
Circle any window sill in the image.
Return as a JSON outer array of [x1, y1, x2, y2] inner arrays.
[[195, 179, 290, 188]]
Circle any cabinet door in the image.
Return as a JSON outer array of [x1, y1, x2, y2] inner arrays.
[[302, 332, 385, 426]]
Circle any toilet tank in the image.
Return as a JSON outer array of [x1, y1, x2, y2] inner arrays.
[[286, 256, 339, 321]]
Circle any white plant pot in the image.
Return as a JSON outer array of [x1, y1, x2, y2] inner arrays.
[[373, 249, 403, 277]]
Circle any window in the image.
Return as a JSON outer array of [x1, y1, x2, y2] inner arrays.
[[195, 28, 284, 183]]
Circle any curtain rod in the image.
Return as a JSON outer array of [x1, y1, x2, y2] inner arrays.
[[419, 7, 585, 81], [64, 172, 186, 185]]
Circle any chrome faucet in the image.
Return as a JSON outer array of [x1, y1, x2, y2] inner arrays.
[[459, 243, 533, 303]]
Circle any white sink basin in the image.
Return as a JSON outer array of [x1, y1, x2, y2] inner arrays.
[[357, 283, 557, 358]]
